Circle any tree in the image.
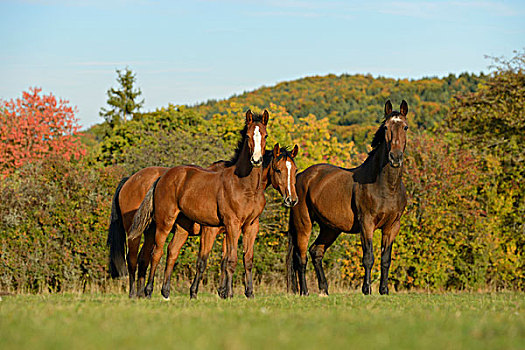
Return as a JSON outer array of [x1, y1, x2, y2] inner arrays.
[[100, 67, 144, 126], [0, 87, 85, 176], [448, 50, 525, 289]]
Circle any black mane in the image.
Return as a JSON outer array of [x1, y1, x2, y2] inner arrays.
[[368, 111, 402, 156], [225, 112, 266, 167]]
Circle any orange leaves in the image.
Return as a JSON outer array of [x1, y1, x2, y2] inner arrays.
[[0, 87, 85, 176]]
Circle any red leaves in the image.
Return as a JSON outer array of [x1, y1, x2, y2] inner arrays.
[[0, 87, 86, 176]]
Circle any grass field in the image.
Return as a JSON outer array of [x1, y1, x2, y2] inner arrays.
[[1, 291, 523, 350]]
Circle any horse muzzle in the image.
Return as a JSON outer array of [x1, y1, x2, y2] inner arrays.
[[284, 196, 298, 208], [388, 151, 403, 168], [250, 156, 263, 167]]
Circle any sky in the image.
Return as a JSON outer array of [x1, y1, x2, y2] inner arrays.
[[1, 0, 524, 129]]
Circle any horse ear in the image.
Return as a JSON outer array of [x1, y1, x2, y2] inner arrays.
[[273, 143, 280, 158], [245, 109, 253, 124], [262, 110, 269, 125], [385, 100, 393, 116], [291, 144, 299, 158], [400, 100, 408, 116]]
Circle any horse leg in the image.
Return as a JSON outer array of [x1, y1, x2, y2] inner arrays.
[[379, 220, 400, 295], [242, 220, 259, 298], [126, 236, 140, 298], [309, 225, 340, 296], [359, 218, 375, 295], [161, 224, 190, 300], [145, 211, 178, 298], [190, 226, 221, 299], [290, 205, 313, 296], [217, 232, 228, 298], [136, 223, 156, 298], [219, 220, 241, 299]]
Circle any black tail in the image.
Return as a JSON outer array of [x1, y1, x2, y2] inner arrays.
[[107, 177, 129, 278], [286, 211, 299, 294]]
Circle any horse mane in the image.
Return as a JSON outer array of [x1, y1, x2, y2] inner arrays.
[[225, 112, 266, 167], [359, 111, 403, 167], [368, 111, 402, 156]]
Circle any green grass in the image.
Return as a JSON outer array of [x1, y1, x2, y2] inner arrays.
[[1, 292, 523, 350]]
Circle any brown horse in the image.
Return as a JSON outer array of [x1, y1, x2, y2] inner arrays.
[[158, 144, 299, 299], [106, 110, 264, 298], [129, 110, 283, 298], [287, 100, 409, 296], [107, 164, 223, 298]]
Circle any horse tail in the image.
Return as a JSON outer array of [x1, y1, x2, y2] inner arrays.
[[128, 178, 160, 242], [107, 177, 130, 279], [286, 211, 298, 294]]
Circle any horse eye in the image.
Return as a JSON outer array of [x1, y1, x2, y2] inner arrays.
[[264, 135, 268, 139], [404, 125, 409, 131]]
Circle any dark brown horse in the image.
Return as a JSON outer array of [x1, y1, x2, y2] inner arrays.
[[158, 144, 299, 299], [129, 110, 285, 298], [287, 100, 409, 296]]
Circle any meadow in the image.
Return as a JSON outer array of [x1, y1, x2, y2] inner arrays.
[[1, 292, 523, 350]]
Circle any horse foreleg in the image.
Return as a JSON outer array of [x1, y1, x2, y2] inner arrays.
[[379, 220, 400, 295], [359, 218, 375, 295], [242, 220, 259, 298], [161, 224, 189, 300], [220, 221, 241, 299], [190, 226, 221, 299], [309, 225, 340, 296]]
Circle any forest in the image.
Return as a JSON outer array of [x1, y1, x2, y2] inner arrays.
[[1, 52, 523, 293]]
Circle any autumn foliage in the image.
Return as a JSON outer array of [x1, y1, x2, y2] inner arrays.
[[0, 87, 85, 175]]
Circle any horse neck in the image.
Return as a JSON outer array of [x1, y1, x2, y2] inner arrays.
[[233, 139, 263, 190], [363, 142, 403, 191]]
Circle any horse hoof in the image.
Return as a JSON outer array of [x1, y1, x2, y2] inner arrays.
[[319, 291, 329, 297], [379, 286, 389, 295], [161, 288, 170, 300], [362, 284, 372, 295], [217, 288, 227, 299]]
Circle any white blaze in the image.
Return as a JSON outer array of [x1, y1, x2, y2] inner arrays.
[[286, 161, 292, 197], [253, 126, 263, 162], [391, 116, 402, 123]]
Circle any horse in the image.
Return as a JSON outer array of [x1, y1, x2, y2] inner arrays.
[[158, 144, 299, 299], [128, 110, 290, 298], [106, 109, 264, 298], [107, 164, 223, 298], [287, 100, 409, 296]]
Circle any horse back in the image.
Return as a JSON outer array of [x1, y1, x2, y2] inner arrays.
[[119, 166, 169, 232], [156, 165, 223, 227]]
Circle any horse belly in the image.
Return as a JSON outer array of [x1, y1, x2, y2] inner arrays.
[[311, 191, 356, 233]]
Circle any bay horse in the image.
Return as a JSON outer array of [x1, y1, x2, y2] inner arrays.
[[107, 164, 222, 298], [106, 110, 265, 298], [129, 110, 285, 298], [287, 100, 409, 296], [158, 144, 299, 299]]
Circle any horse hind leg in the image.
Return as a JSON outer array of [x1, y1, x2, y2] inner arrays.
[[309, 225, 340, 296], [136, 223, 156, 298], [145, 210, 179, 298], [161, 223, 190, 300], [190, 226, 221, 299], [126, 236, 141, 298]]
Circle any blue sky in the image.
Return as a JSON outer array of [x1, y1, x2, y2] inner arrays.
[[1, 0, 524, 128]]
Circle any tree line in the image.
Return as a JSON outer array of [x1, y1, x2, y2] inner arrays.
[[0, 52, 522, 293]]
